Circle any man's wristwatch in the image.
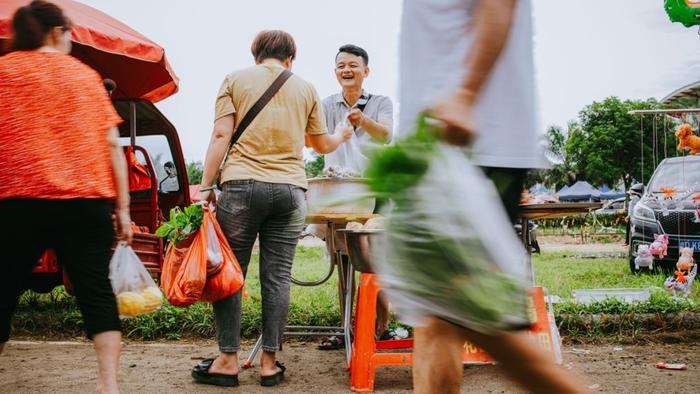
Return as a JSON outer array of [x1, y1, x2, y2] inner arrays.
[[199, 185, 216, 192]]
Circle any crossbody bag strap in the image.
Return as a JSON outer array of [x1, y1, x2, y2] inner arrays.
[[356, 93, 372, 112], [216, 69, 292, 187], [227, 69, 293, 150]]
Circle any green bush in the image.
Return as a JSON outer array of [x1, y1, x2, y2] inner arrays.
[[11, 248, 700, 340]]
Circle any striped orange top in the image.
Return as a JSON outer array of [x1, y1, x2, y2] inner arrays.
[[0, 51, 122, 199]]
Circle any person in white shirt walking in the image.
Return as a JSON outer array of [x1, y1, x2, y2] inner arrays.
[[398, 1, 585, 393]]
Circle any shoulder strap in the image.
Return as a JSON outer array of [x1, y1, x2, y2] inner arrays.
[[357, 94, 372, 112], [228, 69, 293, 149]]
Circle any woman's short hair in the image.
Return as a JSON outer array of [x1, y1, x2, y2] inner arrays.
[[11, 0, 72, 51], [251, 30, 296, 63]]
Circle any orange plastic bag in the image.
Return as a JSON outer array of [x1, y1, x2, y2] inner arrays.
[[160, 232, 206, 307], [160, 208, 244, 306], [124, 146, 152, 192], [202, 209, 245, 303]]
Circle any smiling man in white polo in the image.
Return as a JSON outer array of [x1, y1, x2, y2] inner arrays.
[[322, 44, 392, 173], [317, 44, 396, 351]]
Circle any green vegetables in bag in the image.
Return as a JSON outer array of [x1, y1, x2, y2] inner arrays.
[[367, 114, 530, 332], [365, 113, 441, 198], [155, 203, 204, 245]]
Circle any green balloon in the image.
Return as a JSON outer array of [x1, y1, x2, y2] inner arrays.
[[665, 0, 700, 27]]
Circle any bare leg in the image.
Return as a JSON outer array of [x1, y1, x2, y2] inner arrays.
[[462, 327, 586, 394], [260, 351, 281, 376], [0, 342, 5, 355], [208, 351, 239, 375], [93, 331, 121, 394], [413, 318, 464, 394], [375, 294, 389, 336]]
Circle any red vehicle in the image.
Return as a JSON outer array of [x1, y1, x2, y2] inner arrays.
[[1, 0, 189, 293], [28, 99, 191, 292]]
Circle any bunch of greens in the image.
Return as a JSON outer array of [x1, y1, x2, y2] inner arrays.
[[366, 113, 531, 332], [155, 203, 204, 245], [365, 113, 440, 199]]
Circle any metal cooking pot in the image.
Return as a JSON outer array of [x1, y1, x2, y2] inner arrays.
[[336, 229, 384, 273], [306, 177, 375, 215]]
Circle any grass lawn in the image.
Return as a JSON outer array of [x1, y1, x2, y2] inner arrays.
[[533, 252, 700, 304], [13, 246, 700, 339]]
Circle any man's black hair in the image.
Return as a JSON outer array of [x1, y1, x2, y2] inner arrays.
[[336, 44, 369, 66]]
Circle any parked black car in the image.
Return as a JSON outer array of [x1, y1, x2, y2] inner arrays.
[[628, 155, 700, 273]]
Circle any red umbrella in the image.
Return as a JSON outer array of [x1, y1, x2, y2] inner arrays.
[[0, 0, 178, 102]]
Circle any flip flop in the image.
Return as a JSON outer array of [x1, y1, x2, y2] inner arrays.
[[318, 335, 344, 350], [191, 357, 239, 387], [378, 329, 409, 341], [260, 361, 286, 387]]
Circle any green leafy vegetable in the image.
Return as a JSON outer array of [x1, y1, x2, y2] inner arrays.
[[155, 203, 204, 245], [365, 113, 441, 198], [367, 113, 530, 332]]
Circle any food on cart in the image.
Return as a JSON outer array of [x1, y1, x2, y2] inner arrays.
[[324, 165, 361, 178], [346, 221, 364, 231], [306, 177, 375, 215], [363, 216, 385, 230]]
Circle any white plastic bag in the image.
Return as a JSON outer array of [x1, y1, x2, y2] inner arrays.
[[205, 219, 224, 275], [109, 242, 163, 318], [324, 114, 368, 176], [374, 142, 531, 333]]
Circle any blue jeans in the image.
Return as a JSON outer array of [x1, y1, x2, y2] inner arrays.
[[214, 180, 306, 353]]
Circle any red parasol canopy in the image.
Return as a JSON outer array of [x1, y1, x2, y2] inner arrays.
[[0, 0, 178, 102]]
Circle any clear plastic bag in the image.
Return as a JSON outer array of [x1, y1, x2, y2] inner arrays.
[[109, 242, 163, 318], [205, 219, 224, 276], [324, 114, 368, 176], [373, 142, 531, 333]]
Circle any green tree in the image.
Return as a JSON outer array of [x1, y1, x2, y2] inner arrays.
[[526, 124, 577, 190], [305, 155, 325, 178], [565, 97, 669, 190], [186, 161, 203, 184]]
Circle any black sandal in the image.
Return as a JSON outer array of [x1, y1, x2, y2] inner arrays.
[[317, 335, 344, 350], [260, 361, 286, 387], [191, 358, 240, 387]]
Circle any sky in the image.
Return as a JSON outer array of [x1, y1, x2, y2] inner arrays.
[[78, 0, 700, 163]]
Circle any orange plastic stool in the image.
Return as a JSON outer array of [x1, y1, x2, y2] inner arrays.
[[348, 275, 562, 392], [350, 273, 413, 392]]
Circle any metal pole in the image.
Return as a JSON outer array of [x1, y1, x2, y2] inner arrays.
[[129, 101, 136, 147], [628, 108, 700, 115]]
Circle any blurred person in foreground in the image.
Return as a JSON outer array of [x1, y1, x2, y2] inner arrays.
[[195, 30, 351, 387], [0, 1, 131, 393], [397, 0, 585, 392]]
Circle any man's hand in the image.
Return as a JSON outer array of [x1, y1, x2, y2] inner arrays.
[[347, 108, 365, 128], [431, 89, 476, 146], [335, 122, 354, 142], [115, 208, 133, 245]]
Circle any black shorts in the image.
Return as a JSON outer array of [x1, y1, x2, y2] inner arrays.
[[481, 166, 527, 224], [0, 198, 121, 342]]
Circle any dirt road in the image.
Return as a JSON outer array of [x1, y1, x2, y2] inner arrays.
[[1, 340, 696, 393]]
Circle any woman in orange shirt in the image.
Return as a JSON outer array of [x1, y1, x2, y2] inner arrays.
[[0, 2, 131, 393]]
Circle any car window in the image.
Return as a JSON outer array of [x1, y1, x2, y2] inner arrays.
[[648, 161, 700, 195], [120, 135, 180, 193]]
